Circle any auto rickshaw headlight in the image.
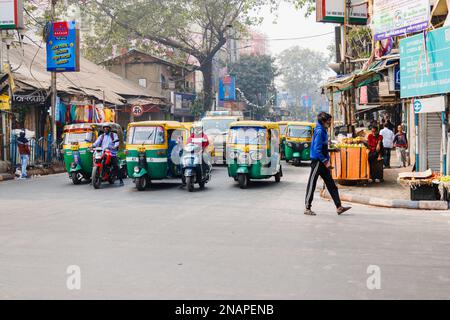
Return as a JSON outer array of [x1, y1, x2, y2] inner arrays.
[[134, 166, 140, 173], [287, 142, 293, 147], [71, 163, 77, 169], [304, 143, 309, 148], [228, 150, 238, 159]]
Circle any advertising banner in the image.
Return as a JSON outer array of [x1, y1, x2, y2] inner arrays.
[[316, 0, 368, 25], [46, 21, 80, 72], [219, 76, 236, 101], [372, 0, 430, 41], [400, 26, 450, 98], [0, 0, 23, 29]]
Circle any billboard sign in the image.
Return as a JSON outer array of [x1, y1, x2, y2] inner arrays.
[[316, 0, 368, 25], [0, 0, 23, 29], [46, 21, 80, 72], [400, 26, 450, 98], [372, 0, 430, 41], [219, 75, 236, 101]]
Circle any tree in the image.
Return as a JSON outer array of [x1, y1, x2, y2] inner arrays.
[[229, 55, 277, 119], [277, 46, 329, 120]]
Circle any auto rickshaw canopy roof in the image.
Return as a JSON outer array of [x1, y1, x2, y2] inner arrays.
[[127, 120, 185, 130], [229, 121, 280, 130], [286, 121, 316, 127]]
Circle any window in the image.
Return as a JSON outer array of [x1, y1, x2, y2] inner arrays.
[[161, 74, 167, 89], [138, 78, 147, 88], [64, 132, 93, 144], [228, 127, 267, 145], [127, 126, 165, 145], [287, 125, 312, 138]]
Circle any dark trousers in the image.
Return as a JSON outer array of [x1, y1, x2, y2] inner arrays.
[[305, 160, 342, 209], [369, 152, 383, 180], [110, 156, 123, 182], [383, 148, 391, 167]]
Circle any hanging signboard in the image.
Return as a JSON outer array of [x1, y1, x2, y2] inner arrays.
[[219, 75, 236, 101], [0, 94, 11, 110], [316, 0, 368, 25], [400, 26, 450, 98], [46, 21, 80, 72], [372, 0, 430, 41], [413, 96, 446, 114], [0, 0, 24, 29]]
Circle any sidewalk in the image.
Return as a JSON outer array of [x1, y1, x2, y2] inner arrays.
[[321, 164, 449, 211], [0, 164, 66, 182]]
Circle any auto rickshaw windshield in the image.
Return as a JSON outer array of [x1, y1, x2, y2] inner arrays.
[[287, 125, 312, 138], [279, 125, 287, 135], [127, 126, 165, 144], [229, 127, 267, 145], [64, 131, 93, 144]]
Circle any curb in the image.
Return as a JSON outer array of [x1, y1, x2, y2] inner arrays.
[[0, 173, 14, 182], [321, 189, 449, 211]]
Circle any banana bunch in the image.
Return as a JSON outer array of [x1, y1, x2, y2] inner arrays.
[[334, 143, 366, 149], [440, 176, 450, 182]]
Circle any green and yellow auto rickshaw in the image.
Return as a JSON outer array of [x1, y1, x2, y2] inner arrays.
[[226, 121, 283, 189], [284, 121, 315, 166], [125, 121, 187, 191], [277, 121, 288, 158], [62, 123, 97, 184]]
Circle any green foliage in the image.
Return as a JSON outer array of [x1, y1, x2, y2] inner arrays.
[[230, 55, 277, 108], [348, 26, 372, 59], [190, 97, 205, 119]]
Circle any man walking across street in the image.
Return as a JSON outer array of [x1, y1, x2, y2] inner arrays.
[[304, 112, 351, 216], [17, 131, 30, 179], [394, 125, 408, 168], [380, 124, 394, 168]]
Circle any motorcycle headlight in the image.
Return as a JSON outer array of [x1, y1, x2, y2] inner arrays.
[[95, 153, 102, 160], [134, 166, 140, 173], [250, 151, 263, 161]]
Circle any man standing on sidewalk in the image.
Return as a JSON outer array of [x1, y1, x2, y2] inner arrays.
[[17, 131, 30, 179], [393, 125, 408, 168], [380, 124, 394, 168], [304, 112, 351, 216]]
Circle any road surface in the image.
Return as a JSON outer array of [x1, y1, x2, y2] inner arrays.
[[1, 164, 450, 299]]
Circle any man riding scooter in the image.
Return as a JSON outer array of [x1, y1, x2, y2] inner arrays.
[[92, 124, 124, 186]]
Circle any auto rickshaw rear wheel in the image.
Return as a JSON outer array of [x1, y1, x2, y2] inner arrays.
[[136, 176, 148, 191], [275, 171, 281, 183], [238, 174, 249, 189]]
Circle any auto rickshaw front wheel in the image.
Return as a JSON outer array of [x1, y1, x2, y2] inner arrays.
[[136, 176, 148, 191], [71, 172, 82, 185], [238, 174, 249, 189]]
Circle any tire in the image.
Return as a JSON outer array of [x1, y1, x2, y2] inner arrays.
[[199, 179, 206, 190], [71, 172, 82, 185], [187, 176, 195, 192], [238, 174, 248, 189], [92, 167, 102, 189], [275, 171, 281, 183], [294, 159, 301, 167], [136, 176, 148, 191]]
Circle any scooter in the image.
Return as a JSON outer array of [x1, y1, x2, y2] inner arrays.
[[181, 143, 211, 192], [91, 148, 119, 189]]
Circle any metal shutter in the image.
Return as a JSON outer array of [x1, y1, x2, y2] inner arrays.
[[426, 113, 442, 172]]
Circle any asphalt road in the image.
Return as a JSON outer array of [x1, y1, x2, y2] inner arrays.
[[1, 164, 450, 299]]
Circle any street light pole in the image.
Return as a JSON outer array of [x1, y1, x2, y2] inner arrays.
[[50, 0, 58, 161]]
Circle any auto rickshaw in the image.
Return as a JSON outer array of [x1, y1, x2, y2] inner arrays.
[[284, 121, 315, 166], [277, 121, 289, 159], [125, 121, 187, 191], [62, 123, 97, 184], [226, 121, 282, 189]]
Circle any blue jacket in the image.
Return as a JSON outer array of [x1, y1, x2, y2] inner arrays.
[[310, 122, 329, 163]]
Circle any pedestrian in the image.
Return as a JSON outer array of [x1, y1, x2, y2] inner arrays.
[[304, 112, 351, 216], [380, 124, 394, 168], [17, 131, 30, 179], [393, 125, 408, 168], [368, 126, 384, 182], [386, 119, 395, 131]]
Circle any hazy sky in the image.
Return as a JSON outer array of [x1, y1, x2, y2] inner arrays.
[[257, 2, 335, 56]]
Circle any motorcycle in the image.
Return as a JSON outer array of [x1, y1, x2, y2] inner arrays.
[[91, 147, 120, 189], [181, 143, 211, 192]]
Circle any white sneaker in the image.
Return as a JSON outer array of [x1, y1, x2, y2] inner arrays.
[[375, 179, 381, 183]]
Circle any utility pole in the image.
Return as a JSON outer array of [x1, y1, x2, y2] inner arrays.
[[50, 0, 58, 161]]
